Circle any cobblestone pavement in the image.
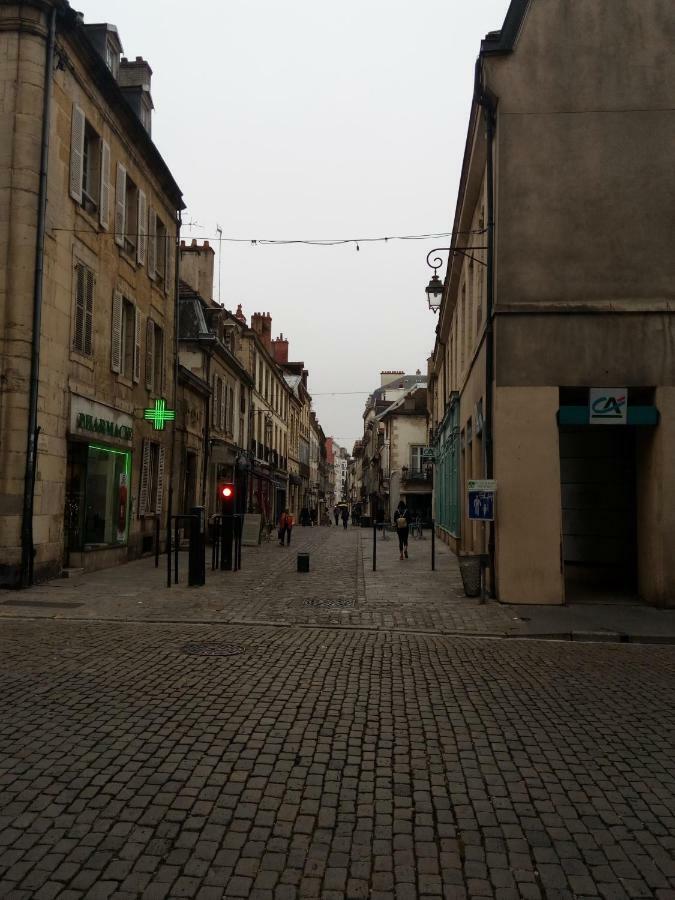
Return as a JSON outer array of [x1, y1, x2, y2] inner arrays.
[[1, 618, 674, 899], [3, 528, 675, 641]]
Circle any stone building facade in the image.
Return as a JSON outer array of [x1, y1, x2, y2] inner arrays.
[[429, 0, 675, 607], [0, 1, 183, 584]]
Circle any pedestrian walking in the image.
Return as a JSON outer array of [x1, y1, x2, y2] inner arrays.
[[394, 500, 410, 559], [333, 507, 340, 526], [278, 509, 294, 546], [341, 506, 349, 529]]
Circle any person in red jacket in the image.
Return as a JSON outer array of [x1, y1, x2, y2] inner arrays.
[[278, 509, 294, 546]]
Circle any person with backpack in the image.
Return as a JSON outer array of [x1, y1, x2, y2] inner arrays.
[[394, 500, 410, 559], [341, 506, 349, 529], [278, 509, 294, 546]]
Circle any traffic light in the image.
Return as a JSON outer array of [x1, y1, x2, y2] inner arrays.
[[219, 483, 235, 504]]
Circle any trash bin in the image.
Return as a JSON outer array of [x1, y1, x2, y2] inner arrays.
[[458, 555, 482, 597], [297, 553, 310, 573]]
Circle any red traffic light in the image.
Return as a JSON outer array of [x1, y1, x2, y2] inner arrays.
[[219, 483, 234, 500]]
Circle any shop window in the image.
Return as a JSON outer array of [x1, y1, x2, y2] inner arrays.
[[73, 263, 94, 355], [83, 444, 131, 546]]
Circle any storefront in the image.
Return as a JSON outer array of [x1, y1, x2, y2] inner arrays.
[[65, 396, 134, 568]]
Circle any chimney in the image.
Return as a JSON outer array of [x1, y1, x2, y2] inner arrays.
[[234, 304, 246, 325], [179, 240, 215, 302], [381, 370, 405, 387], [260, 313, 272, 351], [271, 332, 289, 364], [302, 369, 308, 388], [250, 312, 264, 338], [119, 56, 154, 134]]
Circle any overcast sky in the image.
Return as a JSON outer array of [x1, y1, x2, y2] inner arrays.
[[78, 0, 511, 449]]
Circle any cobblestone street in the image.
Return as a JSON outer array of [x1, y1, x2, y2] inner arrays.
[[1, 530, 675, 899]]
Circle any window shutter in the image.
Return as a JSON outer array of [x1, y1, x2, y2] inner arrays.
[[211, 373, 216, 426], [69, 104, 85, 203], [164, 232, 172, 293], [133, 306, 141, 383], [84, 267, 94, 355], [221, 378, 226, 433], [145, 317, 154, 390], [138, 439, 151, 516], [137, 190, 147, 265], [73, 265, 85, 352], [114, 163, 126, 247], [99, 140, 111, 229], [147, 207, 156, 279], [111, 290, 123, 373], [229, 387, 234, 434], [155, 445, 166, 515]]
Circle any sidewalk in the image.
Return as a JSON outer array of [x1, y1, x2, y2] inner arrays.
[[1, 526, 675, 642]]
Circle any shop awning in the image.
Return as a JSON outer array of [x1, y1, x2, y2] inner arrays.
[[558, 406, 659, 426]]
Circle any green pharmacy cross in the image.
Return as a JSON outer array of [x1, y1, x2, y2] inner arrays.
[[144, 398, 176, 431]]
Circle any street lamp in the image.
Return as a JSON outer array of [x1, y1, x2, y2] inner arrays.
[[424, 244, 488, 313]]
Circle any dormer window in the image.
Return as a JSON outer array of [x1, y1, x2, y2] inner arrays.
[[105, 40, 119, 78]]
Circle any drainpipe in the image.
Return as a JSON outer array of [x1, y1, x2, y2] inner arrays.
[[475, 58, 497, 595], [20, 6, 57, 588], [201, 351, 211, 507], [166, 210, 182, 544]]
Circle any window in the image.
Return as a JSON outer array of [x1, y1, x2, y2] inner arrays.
[[83, 445, 131, 545], [70, 104, 110, 227], [73, 263, 94, 355], [124, 174, 138, 255], [145, 319, 164, 392], [138, 440, 166, 517], [410, 445, 424, 472], [111, 291, 140, 381], [155, 217, 167, 283]]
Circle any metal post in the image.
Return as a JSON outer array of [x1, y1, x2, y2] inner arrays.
[[174, 520, 179, 585], [189, 508, 205, 587], [431, 519, 436, 572], [220, 502, 233, 571], [372, 521, 377, 572], [166, 517, 172, 588], [155, 517, 160, 569]]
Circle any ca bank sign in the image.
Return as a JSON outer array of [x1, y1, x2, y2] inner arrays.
[[589, 388, 627, 425]]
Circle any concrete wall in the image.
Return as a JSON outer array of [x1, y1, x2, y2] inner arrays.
[[636, 387, 675, 607], [493, 386, 564, 605], [487, 0, 675, 309]]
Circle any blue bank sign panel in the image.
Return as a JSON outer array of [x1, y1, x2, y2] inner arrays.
[[467, 479, 497, 522]]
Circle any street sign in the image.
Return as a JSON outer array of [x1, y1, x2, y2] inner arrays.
[[467, 479, 496, 521], [467, 479, 497, 492], [589, 388, 627, 424]]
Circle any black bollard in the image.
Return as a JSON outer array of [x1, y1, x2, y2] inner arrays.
[[431, 519, 436, 571], [372, 522, 377, 571]]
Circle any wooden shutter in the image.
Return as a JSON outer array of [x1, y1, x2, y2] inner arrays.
[[211, 373, 217, 426], [155, 445, 166, 515], [83, 267, 94, 355], [145, 317, 154, 390], [69, 104, 85, 203], [137, 190, 147, 265], [114, 163, 126, 247], [229, 387, 234, 434], [99, 140, 111, 229], [164, 232, 172, 293], [73, 265, 85, 352], [147, 207, 156, 279], [111, 290, 123, 373], [220, 378, 226, 433], [138, 439, 151, 516], [133, 306, 141, 383]]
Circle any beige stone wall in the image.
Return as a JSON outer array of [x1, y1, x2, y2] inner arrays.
[[493, 386, 564, 605], [636, 387, 675, 607], [0, 4, 180, 582]]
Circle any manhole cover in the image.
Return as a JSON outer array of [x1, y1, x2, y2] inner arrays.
[[303, 597, 355, 609], [180, 642, 246, 657]]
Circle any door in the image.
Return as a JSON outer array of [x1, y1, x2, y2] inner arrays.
[[560, 427, 637, 601]]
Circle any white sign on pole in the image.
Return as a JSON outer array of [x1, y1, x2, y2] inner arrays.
[[589, 388, 627, 425]]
